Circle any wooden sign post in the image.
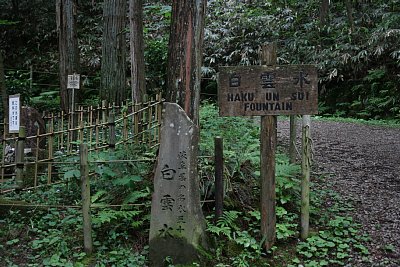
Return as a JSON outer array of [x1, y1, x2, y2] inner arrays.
[[218, 43, 318, 250]]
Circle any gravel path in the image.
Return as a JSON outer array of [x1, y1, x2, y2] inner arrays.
[[278, 119, 400, 266]]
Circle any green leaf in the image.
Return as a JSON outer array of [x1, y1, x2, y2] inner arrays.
[[64, 169, 80, 180], [6, 238, 19, 245]]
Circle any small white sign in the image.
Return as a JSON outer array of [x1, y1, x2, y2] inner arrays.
[[9, 94, 20, 133], [67, 74, 80, 89]]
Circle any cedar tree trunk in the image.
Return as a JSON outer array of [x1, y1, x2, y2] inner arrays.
[[130, 0, 146, 103], [56, 0, 80, 112], [101, 0, 127, 105], [0, 52, 7, 122], [166, 0, 206, 124]]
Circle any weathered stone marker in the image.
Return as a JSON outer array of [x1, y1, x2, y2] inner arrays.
[[149, 103, 207, 266]]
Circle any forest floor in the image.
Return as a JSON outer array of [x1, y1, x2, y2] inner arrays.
[[279, 119, 400, 267]]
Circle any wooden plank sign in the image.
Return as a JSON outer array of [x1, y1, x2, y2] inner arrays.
[[218, 65, 318, 116]]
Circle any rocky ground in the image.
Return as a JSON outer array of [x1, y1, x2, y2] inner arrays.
[[278, 119, 400, 267]]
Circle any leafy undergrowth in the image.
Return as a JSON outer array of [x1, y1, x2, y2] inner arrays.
[[1, 102, 371, 266]]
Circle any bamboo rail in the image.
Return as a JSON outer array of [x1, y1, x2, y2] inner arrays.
[[0, 94, 163, 190]]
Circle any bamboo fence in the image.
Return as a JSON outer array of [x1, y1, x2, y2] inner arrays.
[[0, 94, 163, 191]]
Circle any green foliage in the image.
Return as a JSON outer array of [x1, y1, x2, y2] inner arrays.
[[204, 0, 400, 119], [31, 91, 61, 113], [295, 216, 370, 266], [199, 102, 300, 208], [0, 142, 153, 266], [4, 70, 33, 105], [206, 211, 266, 266]]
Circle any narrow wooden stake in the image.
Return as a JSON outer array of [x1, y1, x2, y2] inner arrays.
[[89, 106, 93, 151], [289, 115, 297, 164], [95, 118, 99, 151], [108, 111, 116, 150], [260, 42, 277, 251], [102, 100, 107, 145], [214, 136, 224, 220], [80, 143, 93, 255], [47, 115, 54, 184], [1, 121, 8, 187], [301, 115, 311, 239], [148, 97, 153, 144], [123, 112, 128, 142], [134, 103, 139, 144], [60, 110, 64, 150], [34, 128, 40, 187], [15, 126, 26, 188], [157, 93, 162, 143]]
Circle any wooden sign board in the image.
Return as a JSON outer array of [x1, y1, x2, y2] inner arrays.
[[8, 94, 21, 133], [218, 65, 318, 116]]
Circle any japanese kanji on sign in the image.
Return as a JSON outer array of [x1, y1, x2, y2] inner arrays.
[[67, 73, 80, 89], [218, 65, 318, 116], [8, 94, 21, 133]]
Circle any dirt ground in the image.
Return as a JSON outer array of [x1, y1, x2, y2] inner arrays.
[[278, 119, 400, 267]]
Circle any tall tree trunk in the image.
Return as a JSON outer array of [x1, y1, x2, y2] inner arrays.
[[101, 0, 127, 105], [345, 0, 355, 33], [56, 0, 80, 112], [0, 52, 7, 122], [130, 0, 145, 103], [166, 0, 206, 124], [319, 0, 329, 26]]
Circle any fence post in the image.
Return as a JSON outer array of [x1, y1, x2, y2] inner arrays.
[[260, 42, 277, 251], [108, 111, 116, 150], [47, 115, 54, 184], [289, 115, 297, 164], [301, 115, 312, 239], [34, 127, 40, 187], [214, 136, 224, 220], [15, 126, 26, 188], [80, 143, 93, 254]]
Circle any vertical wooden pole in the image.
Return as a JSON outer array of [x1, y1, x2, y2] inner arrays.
[[134, 103, 139, 144], [67, 108, 72, 154], [80, 143, 93, 254], [301, 115, 311, 239], [123, 112, 128, 142], [289, 115, 297, 164], [108, 111, 116, 150], [15, 126, 26, 189], [34, 128, 40, 187], [1, 123, 7, 186], [260, 42, 277, 251], [148, 97, 153, 144], [102, 100, 107, 145], [95, 118, 100, 151], [89, 106, 93, 146], [157, 93, 162, 143], [48, 115, 54, 184], [61, 110, 64, 150], [214, 136, 224, 220]]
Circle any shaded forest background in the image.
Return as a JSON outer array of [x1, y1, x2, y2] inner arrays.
[[0, 0, 399, 119]]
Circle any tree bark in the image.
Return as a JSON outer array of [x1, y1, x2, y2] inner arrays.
[[319, 0, 329, 26], [345, 0, 355, 33], [0, 52, 7, 122], [101, 0, 127, 105], [129, 0, 146, 103], [166, 0, 206, 124], [56, 0, 80, 112]]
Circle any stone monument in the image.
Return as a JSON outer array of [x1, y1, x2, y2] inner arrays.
[[149, 103, 207, 266]]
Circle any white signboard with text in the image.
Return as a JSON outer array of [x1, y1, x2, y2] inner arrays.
[[67, 74, 80, 89], [9, 94, 20, 133]]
